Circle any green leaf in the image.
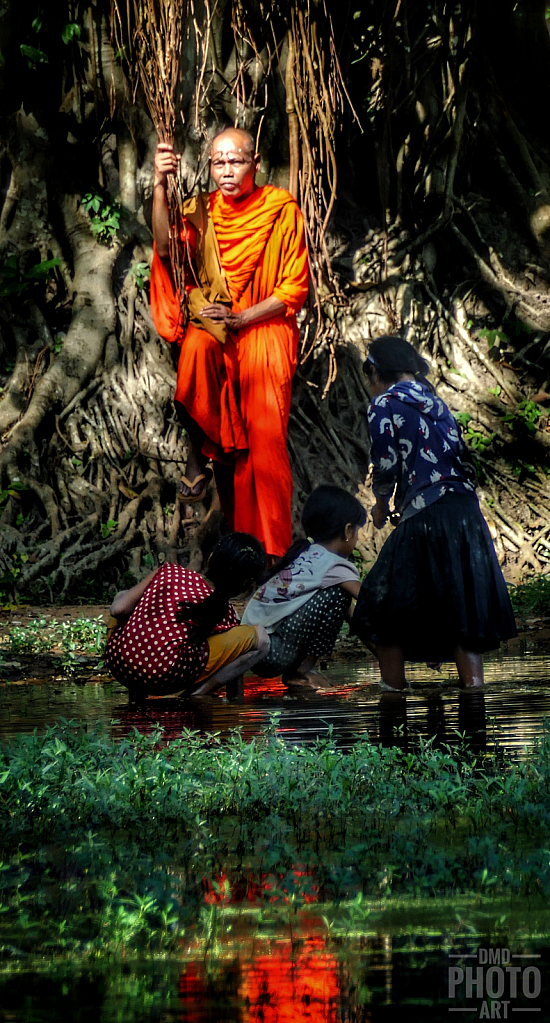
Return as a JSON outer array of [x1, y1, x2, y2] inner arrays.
[[62, 23, 81, 45], [478, 328, 509, 349], [20, 44, 48, 66], [25, 258, 60, 280]]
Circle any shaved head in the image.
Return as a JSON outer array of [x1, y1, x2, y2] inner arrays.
[[210, 127, 256, 157], [209, 127, 260, 201]]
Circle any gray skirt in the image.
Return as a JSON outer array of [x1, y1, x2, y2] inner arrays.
[[254, 586, 350, 677]]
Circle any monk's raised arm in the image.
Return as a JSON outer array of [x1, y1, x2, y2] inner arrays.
[[152, 143, 180, 259]]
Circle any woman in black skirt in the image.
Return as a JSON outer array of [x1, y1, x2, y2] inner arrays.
[[353, 336, 517, 690]]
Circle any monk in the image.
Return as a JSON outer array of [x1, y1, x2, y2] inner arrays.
[[150, 128, 309, 559]]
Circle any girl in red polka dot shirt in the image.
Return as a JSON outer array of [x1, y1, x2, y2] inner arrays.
[[106, 534, 269, 698]]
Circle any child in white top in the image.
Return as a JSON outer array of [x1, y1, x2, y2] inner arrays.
[[243, 485, 365, 688]]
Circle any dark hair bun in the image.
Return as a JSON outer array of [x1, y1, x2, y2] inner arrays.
[[366, 335, 430, 382]]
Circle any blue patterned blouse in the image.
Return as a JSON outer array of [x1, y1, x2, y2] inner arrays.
[[367, 379, 476, 521]]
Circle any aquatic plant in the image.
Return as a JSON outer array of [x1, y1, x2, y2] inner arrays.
[[0, 720, 550, 959]]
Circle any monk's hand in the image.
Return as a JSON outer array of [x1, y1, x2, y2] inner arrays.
[[154, 143, 180, 188], [371, 501, 388, 529], [200, 303, 244, 329]]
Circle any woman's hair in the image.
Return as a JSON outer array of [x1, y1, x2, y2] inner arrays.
[[364, 335, 433, 390], [266, 485, 366, 580], [178, 532, 266, 643]]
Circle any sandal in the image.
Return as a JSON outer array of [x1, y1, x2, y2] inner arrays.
[[177, 470, 212, 503]]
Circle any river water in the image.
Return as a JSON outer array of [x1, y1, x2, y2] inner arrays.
[[1, 931, 549, 1022], [2, 651, 550, 1021], [2, 650, 550, 755]]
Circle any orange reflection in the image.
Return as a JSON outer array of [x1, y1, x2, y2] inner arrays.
[[179, 937, 340, 1023], [240, 938, 339, 1023]]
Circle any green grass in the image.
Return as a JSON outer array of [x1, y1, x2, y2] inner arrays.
[[1, 719, 549, 961]]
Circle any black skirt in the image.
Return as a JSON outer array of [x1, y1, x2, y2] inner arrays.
[[353, 492, 517, 662]]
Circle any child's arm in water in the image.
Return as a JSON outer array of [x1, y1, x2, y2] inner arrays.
[[110, 571, 158, 619]]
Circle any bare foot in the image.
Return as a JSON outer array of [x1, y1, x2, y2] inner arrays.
[[283, 669, 334, 690], [378, 679, 405, 692]]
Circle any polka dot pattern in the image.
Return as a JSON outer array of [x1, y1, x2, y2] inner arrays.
[[105, 563, 238, 692], [255, 585, 349, 677]]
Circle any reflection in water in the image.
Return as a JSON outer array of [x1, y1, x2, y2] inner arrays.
[[179, 938, 340, 1023], [1, 653, 550, 756], [3, 931, 548, 1023], [458, 691, 487, 753]]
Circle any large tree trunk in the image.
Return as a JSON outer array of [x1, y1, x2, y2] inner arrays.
[[2, 0, 550, 602]]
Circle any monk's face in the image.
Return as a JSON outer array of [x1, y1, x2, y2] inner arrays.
[[209, 131, 260, 201]]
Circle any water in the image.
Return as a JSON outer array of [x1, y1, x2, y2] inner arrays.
[[1, 931, 549, 1022], [2, 651, 550, 755], [2, 652, 550, 1020]]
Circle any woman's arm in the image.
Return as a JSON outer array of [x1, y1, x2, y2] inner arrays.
[[368, 401, 399, 529], [110, 571, 158, 618]]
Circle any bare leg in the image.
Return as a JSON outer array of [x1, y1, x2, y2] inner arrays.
[[192, 627, 270, 696], [174, 402, 211, 513], [374, 644, 406, 691], [454, 646, 484, 688], [225, 674, 244, 701]]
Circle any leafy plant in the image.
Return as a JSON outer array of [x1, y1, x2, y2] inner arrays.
[[61, 23, 81, 45], [454, 413, 494, 453], [0, 719, 549, 961], [508, 574, 550, 617], [0, 256, 60, 299], [478, 327, 510, 349], [20, 44, 48, 68], [100, 519, 119, 539], [464, 428, 495, 453], [0, 480, 27, 511], [129, 261, 151, 290], [502, 400, 542, 434], [82, 192, 122, 244], [1, 615, 106, 665]]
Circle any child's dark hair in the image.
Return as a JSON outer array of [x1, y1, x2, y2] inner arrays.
[[266, 485, 366, 580], [178, 532, 266, 643], [364, 335, 433, 391]]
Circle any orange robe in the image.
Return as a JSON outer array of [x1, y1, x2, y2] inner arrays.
[[150, 185, 309, 557]]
